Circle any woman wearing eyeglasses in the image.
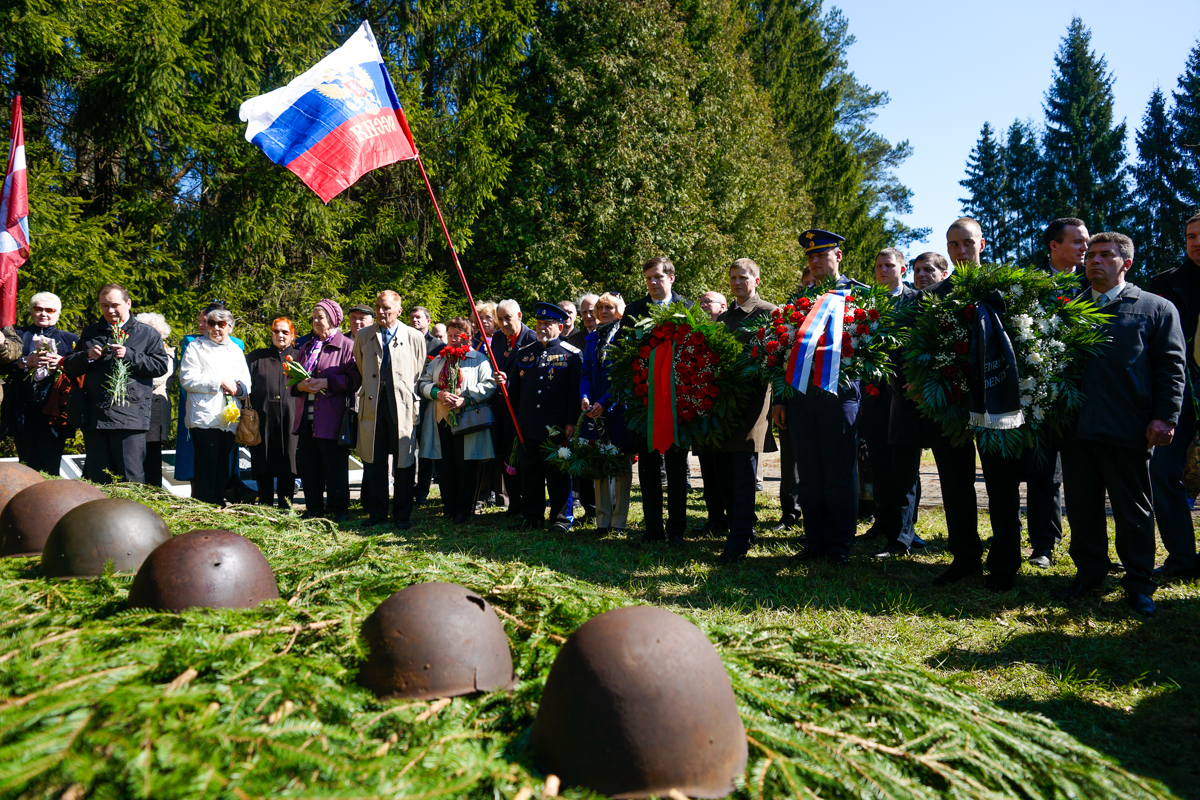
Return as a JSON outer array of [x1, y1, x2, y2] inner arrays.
[[579, 291, 633, 534], [246, 317, 301, 509], [179, 308, 252, 506]]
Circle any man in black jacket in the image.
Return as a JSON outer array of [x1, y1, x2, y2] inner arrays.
[[64, 284, 169, 484], [1144, 213, 1200, 580], [621, 256, 693, 544], [774, 230, 866, 565], [1058, 232, 1185, 617], [490, 299, 537, 516]]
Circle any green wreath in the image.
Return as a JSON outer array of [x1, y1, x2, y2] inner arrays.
[[608, 303, 750, 452], [901, 264, 1111, 457]]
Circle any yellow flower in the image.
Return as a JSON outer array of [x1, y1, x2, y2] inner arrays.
[[222, 400, 241, 425]]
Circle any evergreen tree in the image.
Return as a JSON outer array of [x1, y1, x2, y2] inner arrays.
[[1001, 119, 1043, 264], [1132, 88, 1187, 274], [1039, 17, 1131, 231], [1172, 39, 1200, 214], [959, 122, 1008, 262]]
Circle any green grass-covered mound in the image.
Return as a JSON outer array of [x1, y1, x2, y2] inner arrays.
[[0, 484, 1173, 799]]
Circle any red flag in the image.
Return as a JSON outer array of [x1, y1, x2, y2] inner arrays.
[[0, 95, 29, 327]]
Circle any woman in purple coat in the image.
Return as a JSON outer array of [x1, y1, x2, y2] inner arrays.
[[292, 299, 361, 520]]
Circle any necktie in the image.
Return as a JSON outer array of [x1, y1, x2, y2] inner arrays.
[[381, 327, 395, 373], [1097, 292, 1109, 307]]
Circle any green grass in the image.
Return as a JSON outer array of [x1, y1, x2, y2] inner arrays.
[[0, 477, 1196, 799]]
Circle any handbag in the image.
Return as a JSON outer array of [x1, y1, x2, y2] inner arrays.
[[338, 397, 359, 448], [451, 402, 494, 436], [235, 405, 262, 446]]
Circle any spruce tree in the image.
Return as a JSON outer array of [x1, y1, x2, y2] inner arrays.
[[959, 122, 1008, 262], [1040, 17, 1131, 231], [1172, 40, 1200, 214], [1132, 88, 1187, 274], [1002, 119, 1044, 264]]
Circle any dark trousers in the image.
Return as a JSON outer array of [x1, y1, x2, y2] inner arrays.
[[521, 441, 571, 527], [16, 412, 68, 475], [496, 415, 522, 513], [256, 471, 296, 509], [715, 451, 757, 553], [1062, 438, 1157, 595], [977, 448, 1025, 579], [777, 427, 801, 524], [436, 421, 480, 519], [788, 387, 859, 557], [364, 404, 415, 524], [1024, 445, 1063, 551], [930, 436, 981, 562], [862, 426, 918, 547], [637, 447, 688, 539], [297, 428, 350, 516], [191, 427, 234, 506], [144, 441, 163, 489], [415, 457, 435, 503], [697, 451, 727, 529], [84, 429, 146, 484], [1149, 392, 1197, 569], [575, 472, 596, 520]]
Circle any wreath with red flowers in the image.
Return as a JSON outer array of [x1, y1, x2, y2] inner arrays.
[[608, 303, 749, 451], [740, 282, 901, 398]]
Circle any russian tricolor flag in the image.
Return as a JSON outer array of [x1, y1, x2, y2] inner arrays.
[[1, 95, 29, 327], [239, 21, 418, 203]]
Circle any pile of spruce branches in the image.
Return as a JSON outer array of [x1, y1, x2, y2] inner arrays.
[[0, 484, 1173, 799]]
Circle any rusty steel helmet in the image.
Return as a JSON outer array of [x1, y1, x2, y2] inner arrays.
[[357, 581, 517, 700], [128, 529, 280, 611], [41, 498, 172, 578], [531, 606, 748, 799], [0, 480, 107, 558], [0, 462, 45, 518]]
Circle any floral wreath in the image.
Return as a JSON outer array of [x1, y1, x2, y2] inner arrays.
[[740, 281, 902, 398], [542, 413, 630, 479], [901, 264, 1111, 457], [608, 303, 749, 452]]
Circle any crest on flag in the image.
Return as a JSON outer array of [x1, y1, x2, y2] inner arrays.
[[313, 65, 382, 116]]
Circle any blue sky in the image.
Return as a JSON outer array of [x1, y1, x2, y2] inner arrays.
[[833, 0, 1198, 258]]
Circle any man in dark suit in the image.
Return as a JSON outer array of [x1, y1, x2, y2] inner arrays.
[[862, 248, 922, 558], [695, 290, 729, 537], [621, 256, 693, 544], [1144, 212, 1200, 580], [774, 230, 866, 565], [1057, 232, 1185, 617], [1023, 219, 1090, 568], [713, 258, 777, 563], [500, 303, 583, 531], [490, 299, 537, 517], [409, 306, 444, 505]]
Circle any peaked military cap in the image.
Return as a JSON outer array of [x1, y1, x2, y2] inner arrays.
[[800, 228, 846, 254]]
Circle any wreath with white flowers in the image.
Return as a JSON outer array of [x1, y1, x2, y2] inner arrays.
[[901, 264, 1111, 457], [542, 414, 631, 479]]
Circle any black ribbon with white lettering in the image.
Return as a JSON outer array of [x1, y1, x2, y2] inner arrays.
[[967, 295, 1024, 430]]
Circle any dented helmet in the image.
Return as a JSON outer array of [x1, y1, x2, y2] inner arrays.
[[41, 498, 172, 578], [531, 606, 747, 799], [0, 480, 107, 557], [357, 582, 517, 700], [0, 462, 45, 518], [128, 529, 280, 611]]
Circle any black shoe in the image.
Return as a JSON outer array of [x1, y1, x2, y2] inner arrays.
[[1125, 592, 1157, 617], [1054, 581, 1105, 601], [1152, 563, 1199, 581], [792, 546, 827, 562], [755, 481, 764, 492], [1027, 549, 1053, 569], [637, 534, 665, 546], [860, 526, 883, 540], [454, 513, 469, 524], [826, 553, 849, 566], [332, 512, 350, 522], [911, 535, 928, 550], [362, 517, 390, 528], [984, 573, 1015, 593], [667, 536, 685, 548], [300, 510, 320, 520], [692, 521, 728, 535], [716, 550, 746, 565], [874, 542, 910, 559], [771, 519, 798, 532], [394, 520, 412, 531], [931, 560, 982, 586], [549, 523, 570, 533]]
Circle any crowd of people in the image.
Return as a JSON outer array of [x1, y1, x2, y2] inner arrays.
[[1, 212, 1198, 617]]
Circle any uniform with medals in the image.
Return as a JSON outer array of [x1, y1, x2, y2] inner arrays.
[[508, 303, 583, 530]]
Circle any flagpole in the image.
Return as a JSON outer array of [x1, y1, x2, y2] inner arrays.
[[413, 155, 525, 446]]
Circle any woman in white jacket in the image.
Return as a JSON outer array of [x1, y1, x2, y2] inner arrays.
[[180, 308, 252, 506]]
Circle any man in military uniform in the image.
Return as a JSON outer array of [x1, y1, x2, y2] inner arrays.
[[773, 229, 866, 565], [499, 302, 582, 531]]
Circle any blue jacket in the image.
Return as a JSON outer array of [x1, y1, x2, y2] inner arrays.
[[579, 320, 628, 450], [1073, 284, 1186, 451]]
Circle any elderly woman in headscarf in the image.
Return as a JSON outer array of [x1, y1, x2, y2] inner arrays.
[[292, 299, 360, 521], [180, 308, 252, 506]]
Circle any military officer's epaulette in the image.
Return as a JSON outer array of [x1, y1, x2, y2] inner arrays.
[[558, 341, 581, 354]]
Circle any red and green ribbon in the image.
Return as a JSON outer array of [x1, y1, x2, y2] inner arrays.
[[647, 340, 678, 453]]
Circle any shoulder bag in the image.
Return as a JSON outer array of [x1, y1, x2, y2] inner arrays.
[[235, 404, 262, 446], [338, 396, 359, 448]]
